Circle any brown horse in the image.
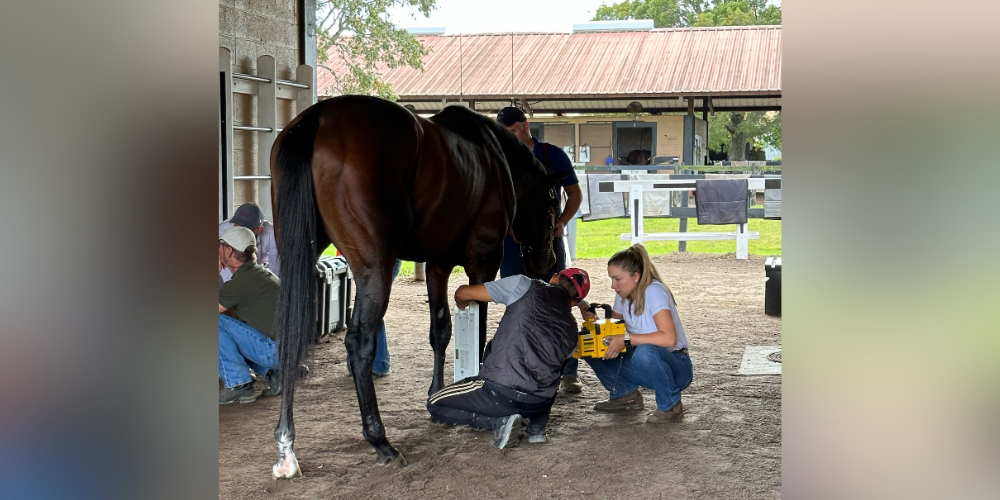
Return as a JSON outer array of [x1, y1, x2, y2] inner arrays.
[[268, 95, 567, 478], [625, 149, 652, 165]]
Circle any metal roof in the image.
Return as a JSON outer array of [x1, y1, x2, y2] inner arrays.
[[317, 25, 781, 111]]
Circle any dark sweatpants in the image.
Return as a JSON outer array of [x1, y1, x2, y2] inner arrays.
[[427, 377, 554, 432]]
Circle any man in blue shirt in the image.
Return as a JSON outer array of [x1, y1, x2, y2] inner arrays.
[[496, 106, 585, 394]]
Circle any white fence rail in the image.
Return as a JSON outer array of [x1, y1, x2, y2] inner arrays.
[[599, 178, 765, 259]]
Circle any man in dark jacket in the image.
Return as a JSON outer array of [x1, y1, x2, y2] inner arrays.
[[426, 268, 591, 449]]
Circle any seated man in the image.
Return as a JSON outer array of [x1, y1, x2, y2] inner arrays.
[[426, 268, 591, 449], [218, 226, 281, 404], [220, 202, 279, 282]]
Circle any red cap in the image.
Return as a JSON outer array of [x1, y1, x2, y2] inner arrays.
[[558, 268, 590, 300]]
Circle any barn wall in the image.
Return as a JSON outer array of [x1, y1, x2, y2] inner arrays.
[[526, 115, 688, 164], [219, 0, 301, 213]]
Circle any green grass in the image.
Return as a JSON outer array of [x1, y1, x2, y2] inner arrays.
[[320, 217, 781, 274], [573, 217, 782, 259]]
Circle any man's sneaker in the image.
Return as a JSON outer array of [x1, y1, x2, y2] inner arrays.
[[525, 425, 548, 444], [646, 401, 683, 423], [261, 370, 282, 397], [492, 414, 525, 449], [559, 374, 583, 394], [593, 389, 644, 412], [219, 383, 256, 404], [373, 367, 391, 378]]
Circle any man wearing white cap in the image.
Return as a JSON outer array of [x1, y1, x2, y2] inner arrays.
[[218, 226, 281, 404]]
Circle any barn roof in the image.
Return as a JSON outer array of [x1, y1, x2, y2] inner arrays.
[[317, 25, 781, 113]]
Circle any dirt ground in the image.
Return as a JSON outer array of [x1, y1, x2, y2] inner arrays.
[[219, 253, 782, 499]]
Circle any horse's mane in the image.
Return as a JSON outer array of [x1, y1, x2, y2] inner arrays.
[[430, 106, 547, 192]]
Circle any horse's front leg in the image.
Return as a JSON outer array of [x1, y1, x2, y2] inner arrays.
[[465, 247, 503, 362], [345, 271, 406, 466], [425, 263, 455, 396]]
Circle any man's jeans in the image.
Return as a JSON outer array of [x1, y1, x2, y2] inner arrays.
[[373, 259, 402, 374], [584, 344, 693, 411], [219, 314, 279, 388]]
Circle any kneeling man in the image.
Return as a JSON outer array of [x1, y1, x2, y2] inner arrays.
[[218, 226, 281, 404], [427, 268, 590, 448]]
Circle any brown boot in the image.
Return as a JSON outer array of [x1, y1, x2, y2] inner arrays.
[[646, 401, 683, 423], [593, 390, 644, 412], [559, 374, 583, 394]]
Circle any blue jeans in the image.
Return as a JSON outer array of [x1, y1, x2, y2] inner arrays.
[[219, 314, 279, 388], [563, 356, 579, 376], [584, 344, 693, 411], [373, 259, 402, 374]]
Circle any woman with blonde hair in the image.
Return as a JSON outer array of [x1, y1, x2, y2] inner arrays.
[[583, 244, 692, 422]]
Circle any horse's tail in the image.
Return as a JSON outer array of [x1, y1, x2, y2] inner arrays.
[[272, 105, 322, 395]]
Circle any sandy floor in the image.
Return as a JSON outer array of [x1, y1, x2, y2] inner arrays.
[[219, 252, 782, 499]]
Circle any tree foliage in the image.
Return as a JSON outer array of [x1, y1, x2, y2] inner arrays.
[[693, 0, 781, 27], [592, 0, 709, 28], [317, 0, 435, 100]]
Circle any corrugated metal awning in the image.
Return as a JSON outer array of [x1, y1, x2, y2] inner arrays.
[[318, 25, 781, 111]]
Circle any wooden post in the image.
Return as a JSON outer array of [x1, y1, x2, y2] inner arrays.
[[256, 55, 277, 222], [630, 184, 644, 245], [678, 187, 688, 252], [296, 64, 315, 113], [414, 262, 426, 281]]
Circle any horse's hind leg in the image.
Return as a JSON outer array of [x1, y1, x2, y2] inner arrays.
[[345, 264, 406, 466], [425, 263, 455, 396]]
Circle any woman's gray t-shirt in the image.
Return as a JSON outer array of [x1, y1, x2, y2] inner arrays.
[[612, 280, 688, 351]]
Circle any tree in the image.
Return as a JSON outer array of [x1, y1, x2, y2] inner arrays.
[[317, 0, 436, 100], [592, 0, 710, 28], [693, 0, 780, 26], [708, 111, 780, 160]]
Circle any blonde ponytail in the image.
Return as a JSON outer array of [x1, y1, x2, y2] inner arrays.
[[608, 243, 676, 316]]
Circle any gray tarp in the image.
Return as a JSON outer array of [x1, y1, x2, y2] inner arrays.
[[582, 174, 627, 221], [695, 179, 748, 225]]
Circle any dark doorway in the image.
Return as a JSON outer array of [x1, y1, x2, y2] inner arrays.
[[613, 121, 656, 165]]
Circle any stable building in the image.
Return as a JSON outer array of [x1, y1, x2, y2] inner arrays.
[[318, 24, 781, 168]]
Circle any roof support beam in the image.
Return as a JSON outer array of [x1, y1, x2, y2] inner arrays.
[[519, 98, 533, 118]]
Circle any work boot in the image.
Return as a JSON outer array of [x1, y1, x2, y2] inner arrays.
[[593, 389, 644, 412], [525, 422, 548, 444], [559, 374, 583, 394], [492, 414, 525, 449], [261, 370, 282, 397], [646, 401, 684, 423], [219, 383, 256, 404]]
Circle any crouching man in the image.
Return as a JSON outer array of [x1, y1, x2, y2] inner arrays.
[[427, 268, 591, 449], [218, 226, 281, 404]]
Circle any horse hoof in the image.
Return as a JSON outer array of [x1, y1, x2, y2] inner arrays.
[[377, 450, 407, 468], [272, 450, 302, 479]]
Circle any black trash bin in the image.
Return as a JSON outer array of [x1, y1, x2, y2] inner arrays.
[[765, 257, 781, 317]]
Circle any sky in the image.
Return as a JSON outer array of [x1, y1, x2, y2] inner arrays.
[[388, 0, 614, 34]]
